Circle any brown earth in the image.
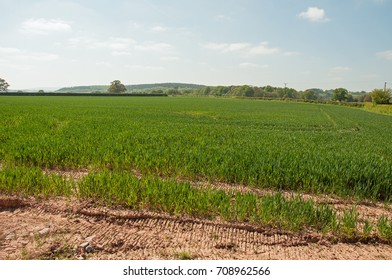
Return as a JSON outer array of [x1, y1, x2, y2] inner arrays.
[[1, 195, 391, 260]]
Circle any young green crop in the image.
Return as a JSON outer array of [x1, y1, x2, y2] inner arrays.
[[0, 164, 390, 242], [1, 96, 391, 201], [0, 165, 71, 197], [76, 170, 354, 235]]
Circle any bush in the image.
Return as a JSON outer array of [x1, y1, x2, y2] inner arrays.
[[371, 89, 391, 104]]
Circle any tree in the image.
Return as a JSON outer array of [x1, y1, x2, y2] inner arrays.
[[302, 89, 318, 100], [0, 78, 10, 92], [108, 80, 127, 93], [332, 88, 349, 101], [370, 88, 391, 104]]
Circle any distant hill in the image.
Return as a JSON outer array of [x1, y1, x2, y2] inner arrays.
[[56, 83, 205, 93]]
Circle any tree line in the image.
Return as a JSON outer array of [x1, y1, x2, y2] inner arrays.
[[1, 77, 391, 104], [168, 84, 391, 104]]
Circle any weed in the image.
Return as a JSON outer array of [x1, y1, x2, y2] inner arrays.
[[377, 215, 392, 241], [174, 251, 193, 260], [362, 220, 373, 238]]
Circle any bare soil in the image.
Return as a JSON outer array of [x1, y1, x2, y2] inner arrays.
[[1, 195, 391, 260]]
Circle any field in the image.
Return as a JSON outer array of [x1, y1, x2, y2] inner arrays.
[[364, 102, 392, 116], [1, 96, 392, 259]]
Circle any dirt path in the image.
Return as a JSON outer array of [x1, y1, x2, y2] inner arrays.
[[1, 196, 391, 260]]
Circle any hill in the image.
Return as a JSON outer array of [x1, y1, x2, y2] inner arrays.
[[56, 83, 205, 93]]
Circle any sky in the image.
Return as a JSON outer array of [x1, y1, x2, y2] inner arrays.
[[0, 0, 391, 91]]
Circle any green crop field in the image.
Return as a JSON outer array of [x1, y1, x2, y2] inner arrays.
[[1, 96, 392, 240]]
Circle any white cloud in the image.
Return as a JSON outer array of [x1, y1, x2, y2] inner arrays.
[[66, 37, 174, 55], [215, 14, 231, 21], [227, 43, 252, 52], [95, 62, 112, 67], [0, 61, 32, 71], [125, 65, 164, 71], [201, 42, 229, 52], [160, 56, 180, 61], [20, 18, 72, 34], [111, 51, 133, 56], [0, 47, 22, 54], [283, 51, 300, 56], [378, 50, 392, 61], [299, 7, 329, 22], [202, 42, 250, 53], [0, 47, 58, 61], [68, 37, 175, 56], [239, 62, 269, 69], [128, 21, 143, 30], [201, 42, 278, 56], [106, 38, 136, 50], [16, 53, 59, 61], [247, 42, 280, 56], [151, 25, 167, 32], [331, 66, 352, 73], [135, 42, 173, 52], [329, 66, 352, 81]]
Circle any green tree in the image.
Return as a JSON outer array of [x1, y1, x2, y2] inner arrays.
[[346, 94, 354, 102], [229, 85, 254, 97], [166, 88, 180, 95], [332, 88, 349, 101], [303, 89, 318, 100], [0, 77, 10, 92], [370, 88, 391, 104], [108, 80, 127, 93]]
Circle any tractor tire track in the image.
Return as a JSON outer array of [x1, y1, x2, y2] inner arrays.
[[1, 196, 391, 260]]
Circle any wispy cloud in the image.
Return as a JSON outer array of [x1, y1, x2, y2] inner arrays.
[[283, 51, 300, 56], [111, 51, 133, 56], [66, 37, 174, 54], [329, 66, 352, 81], [0, 47, 21, 54], [239, 62, 269, 69], [299, 7, 329, 22], [215, 14, 231, 21], [247, 42, 280, 56], [331, 66, 352, 73], [160, 56, 180, 61], [128, 21, 143, 30], [135, 41, 173, 52], [125, 65, 165, 71], [201, 42, 250, 53], [201, 42, 280, 56], [95, 62, 112, 67], [106, 38, 136, 50], [151, 25, 167, 32], [20, 18, 72, 34], [0, 47, 58, 61], [377, 50, 392, 61], [67, 37, 135, 51]]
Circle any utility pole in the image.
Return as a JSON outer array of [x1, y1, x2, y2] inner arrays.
[[384, 82, 387, 92], [284, 83, 287, 97]]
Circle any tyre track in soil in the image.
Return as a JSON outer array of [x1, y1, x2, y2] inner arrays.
[[1, 197, 391, 260]]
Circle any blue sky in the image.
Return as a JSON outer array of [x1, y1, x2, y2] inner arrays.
[[0, 0, 391, 91]]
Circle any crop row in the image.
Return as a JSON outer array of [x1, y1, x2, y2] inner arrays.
[[1, 165, 391, 241]]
